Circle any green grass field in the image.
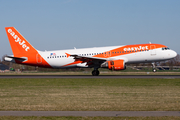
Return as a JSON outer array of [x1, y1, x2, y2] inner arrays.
[[1, 78, 180, 120], [0, 78, 180, 111]]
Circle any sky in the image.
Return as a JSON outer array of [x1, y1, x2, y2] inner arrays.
[[0, 0, 180, 59]]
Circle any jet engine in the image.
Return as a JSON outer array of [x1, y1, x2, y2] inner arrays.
[[101, 60, 126, 70]]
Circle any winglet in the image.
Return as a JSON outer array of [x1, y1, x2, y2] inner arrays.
[[65, 53, 71, 58]]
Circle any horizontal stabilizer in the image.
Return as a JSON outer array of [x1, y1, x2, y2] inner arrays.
[[4, 56, 27, 62]]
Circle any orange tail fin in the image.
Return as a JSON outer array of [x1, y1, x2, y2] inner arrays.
[[5, 27, 37, 57], [5, 27, 51, 68]]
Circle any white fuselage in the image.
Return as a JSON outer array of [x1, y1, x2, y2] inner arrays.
[[39, 45, 177, 68]]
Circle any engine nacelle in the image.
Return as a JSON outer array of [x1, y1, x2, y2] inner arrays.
[[101, 60, 126, 70]]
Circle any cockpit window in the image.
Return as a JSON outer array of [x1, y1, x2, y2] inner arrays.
[[162, 47, 170, 50]]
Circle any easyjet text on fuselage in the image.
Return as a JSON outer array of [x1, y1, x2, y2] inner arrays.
[[123, 46, 148, 51]]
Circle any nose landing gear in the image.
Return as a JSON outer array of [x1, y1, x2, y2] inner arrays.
[[152, 62, 157, 72]]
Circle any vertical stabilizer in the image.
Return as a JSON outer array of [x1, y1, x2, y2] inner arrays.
[[5, 27, 37, 57], [5, 27, 51, 68]]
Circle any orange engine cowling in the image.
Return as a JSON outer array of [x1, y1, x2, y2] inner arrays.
[[107, 60, 126, 70]]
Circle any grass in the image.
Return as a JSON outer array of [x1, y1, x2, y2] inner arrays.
[[0, 78, 180, 111], [0, 116, 180, 120]]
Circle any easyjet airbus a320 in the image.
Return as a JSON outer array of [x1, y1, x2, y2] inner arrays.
[[4, 27, 177, 75]]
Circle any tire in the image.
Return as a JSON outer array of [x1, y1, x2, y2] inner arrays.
[[153, 69, 156, 72], [92, 70, 100, 76]]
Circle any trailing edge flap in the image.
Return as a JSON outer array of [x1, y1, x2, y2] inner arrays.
[[70, 54, 106, 61], [6, 56, 27, 62]]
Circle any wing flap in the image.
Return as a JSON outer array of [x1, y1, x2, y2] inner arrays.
[[70, 54, 106, 61], [65, 53, 107, 67]]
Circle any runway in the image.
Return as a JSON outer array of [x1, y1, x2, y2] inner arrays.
[[0, 111, 180, 117], [0, 75, 180, 78]]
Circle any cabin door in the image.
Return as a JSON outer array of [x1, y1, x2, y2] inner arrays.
[[36, 54, 42, 64], [150, 45, 156, 55]]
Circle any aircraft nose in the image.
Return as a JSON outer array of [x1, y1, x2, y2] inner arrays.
[[171, 50, 177, 58]]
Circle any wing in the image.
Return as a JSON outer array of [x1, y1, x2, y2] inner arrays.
[[65, 53, 107, 67]]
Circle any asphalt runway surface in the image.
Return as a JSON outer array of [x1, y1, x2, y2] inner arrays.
[[0, 111, 180, 117], [0, 75, 180, 78]]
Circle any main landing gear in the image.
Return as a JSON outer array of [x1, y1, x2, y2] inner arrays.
[[92, 69, 100, 76], [152, 62, 157, 72]]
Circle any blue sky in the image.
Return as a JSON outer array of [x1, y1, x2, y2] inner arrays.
[[0, 0, 180, 59]]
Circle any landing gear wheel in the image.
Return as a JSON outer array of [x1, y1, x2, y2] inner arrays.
[[153, 69, 157, 72], [92, 70, 100, 76]]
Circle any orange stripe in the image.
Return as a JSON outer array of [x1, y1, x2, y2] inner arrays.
[[63, 61, 82, 67], [93, 44, 166, 58]]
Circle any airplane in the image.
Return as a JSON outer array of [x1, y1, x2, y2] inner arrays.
[[4, 27, 177, 76]]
